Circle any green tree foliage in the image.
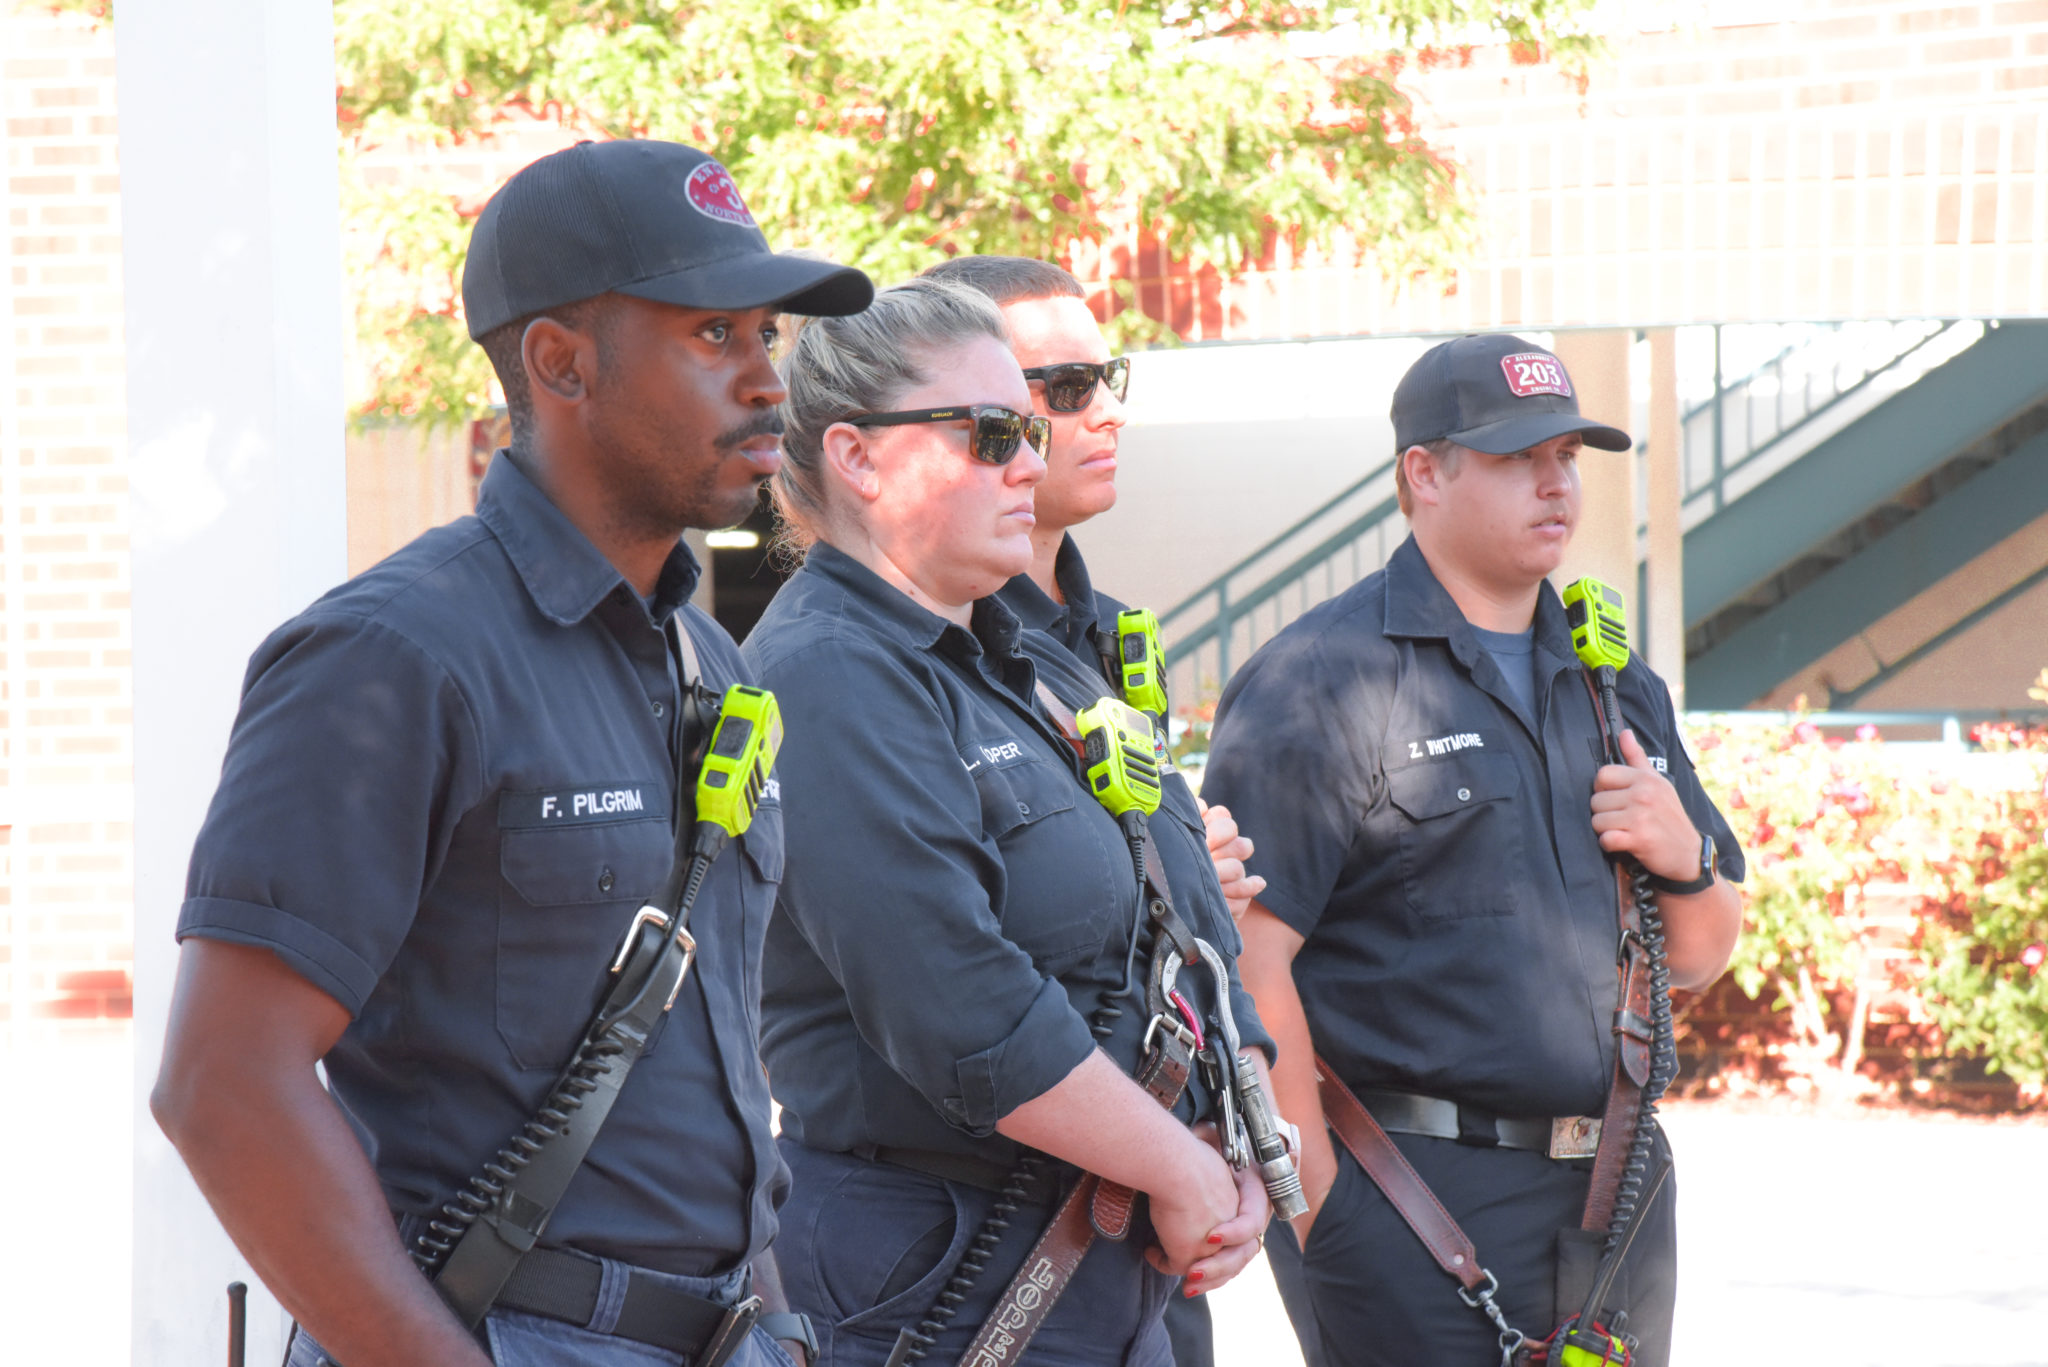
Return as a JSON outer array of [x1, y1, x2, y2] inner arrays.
[[333, 0, 1600, 424]]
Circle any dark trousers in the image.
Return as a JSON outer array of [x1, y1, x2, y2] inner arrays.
[[1161, 1288, 1210, 1367], [1263, 1130, 1677, 1367], [775, 1139, 1176, 1367]]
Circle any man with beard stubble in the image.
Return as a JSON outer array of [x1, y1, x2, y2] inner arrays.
[[152, 141, 871, 1367]]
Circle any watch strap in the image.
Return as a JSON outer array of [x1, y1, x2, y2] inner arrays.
[[1648, 833, 1716, 896]]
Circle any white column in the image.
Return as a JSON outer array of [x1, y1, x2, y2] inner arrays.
[[1645, 329, 1685, 705], [121, 2, 348, 1363], [1550, 330, 1638, 628]]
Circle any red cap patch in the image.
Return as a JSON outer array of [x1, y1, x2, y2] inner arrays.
[[685, 161, 756, 227], [1500, 352, 1573, 399]]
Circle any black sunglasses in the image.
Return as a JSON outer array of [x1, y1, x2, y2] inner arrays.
[[848, 405, 1052, 466], [1020, 357, 1131, 413]]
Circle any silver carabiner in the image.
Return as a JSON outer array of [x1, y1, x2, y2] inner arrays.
[[1192, 938, 1250, 1168]]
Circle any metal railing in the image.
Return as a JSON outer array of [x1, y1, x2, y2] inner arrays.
[[1161, 319, 1982, 698], [1158, 455, 1405, 697], [1679, 319, 1964, 515]]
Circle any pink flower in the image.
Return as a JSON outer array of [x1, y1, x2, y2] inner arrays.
[[2023, 944, 2045, 970], [1794, 721, 1822, 745], [1856, 723, 1880, 742]]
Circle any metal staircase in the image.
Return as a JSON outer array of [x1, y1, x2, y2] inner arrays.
[[1158, 318, 2048, 708]]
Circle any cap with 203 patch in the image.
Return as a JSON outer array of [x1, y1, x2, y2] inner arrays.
[[1391, 333, 1631, 455], [462, 140, 874, 339]]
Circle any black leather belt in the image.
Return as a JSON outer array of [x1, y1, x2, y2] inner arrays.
[[494, 1247, 814, 1365], [1353, 1088, 1599, 1159], [859, 1144, 1064, 1204]]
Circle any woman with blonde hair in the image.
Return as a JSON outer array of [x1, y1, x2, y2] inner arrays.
[[742, 279, 1270, 1367]]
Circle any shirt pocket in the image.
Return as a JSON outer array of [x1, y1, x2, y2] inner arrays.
[[496, 818, 672, 1069], [971, 757, 1123, 974], [1386, 751, 1525, 924]]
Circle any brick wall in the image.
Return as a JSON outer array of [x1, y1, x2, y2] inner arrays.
[[1, 3, 132, 1037], [1089, 0, 2048, 337]]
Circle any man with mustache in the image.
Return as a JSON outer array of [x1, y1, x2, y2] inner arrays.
[[1202, 335, 1744, 1367], [152, 141, 870, 1367]]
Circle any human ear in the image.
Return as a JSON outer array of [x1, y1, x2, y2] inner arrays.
[[1402, 444, 1443, 508], [522, 317, 593, 405], [820, 422, 881, 504]]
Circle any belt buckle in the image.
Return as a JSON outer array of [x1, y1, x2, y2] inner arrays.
[[697, 1293, 763, 1367], [1548, 1116, 1601, 1160]]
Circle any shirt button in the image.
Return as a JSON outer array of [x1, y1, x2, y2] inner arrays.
[[598, 867, 616, 894], [1017, 801, 1031, 816], [1457, 788, 1472, 802], [651, 699, 666, 718]]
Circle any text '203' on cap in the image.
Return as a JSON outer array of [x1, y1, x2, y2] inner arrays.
[[462, 139, 875, 339], [1391, 333, 1632, 455]]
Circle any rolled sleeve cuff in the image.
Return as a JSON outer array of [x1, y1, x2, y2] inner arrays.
[[1249, 875, 1325, 942], [176, 896, 379, 1017], [941, 978, 1097, 1138]]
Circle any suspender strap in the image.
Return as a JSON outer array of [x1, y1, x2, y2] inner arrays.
[[1315, 1056, 1488, 1292], [429, 609, 712, 1328], [1574, 669, 1653, 1233], [949, 681, 1197, 1367]]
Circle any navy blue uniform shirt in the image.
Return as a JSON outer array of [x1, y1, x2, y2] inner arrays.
[[1201, 536, 1743, 1119], [996, 534, 1274, 1078], [745, 543, 1213, 1164], [179, 453, 786, 1276]]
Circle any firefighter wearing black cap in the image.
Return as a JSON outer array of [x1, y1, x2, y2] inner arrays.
[[1202, 333, 1745, 1367], [152, 140, 870, 1367]]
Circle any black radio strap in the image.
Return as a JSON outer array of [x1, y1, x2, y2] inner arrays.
[[427, 615, 712, 1328]]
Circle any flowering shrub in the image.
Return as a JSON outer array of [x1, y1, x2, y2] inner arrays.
[[1674, 714, 2048, 1097]]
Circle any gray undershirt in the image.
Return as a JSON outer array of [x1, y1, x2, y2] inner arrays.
[[1472, 624, 1539, 719]]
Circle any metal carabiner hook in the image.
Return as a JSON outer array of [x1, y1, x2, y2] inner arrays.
[[1191, 938, 1250, 1168]]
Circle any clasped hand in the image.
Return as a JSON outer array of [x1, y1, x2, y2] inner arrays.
[[1144, 1121, 1271, 1296]]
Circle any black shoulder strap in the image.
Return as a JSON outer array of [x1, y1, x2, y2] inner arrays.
[[426, 613, 713, 1327]]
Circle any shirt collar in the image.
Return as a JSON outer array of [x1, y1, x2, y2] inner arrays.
[[800, 541, 1024, 661], [996, 534, 1101, 642], [476, 452, 701, 626], [1381, 534, 1577, 675]]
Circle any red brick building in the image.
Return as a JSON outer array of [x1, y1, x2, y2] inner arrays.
[[5, 0, 2047, 1035]]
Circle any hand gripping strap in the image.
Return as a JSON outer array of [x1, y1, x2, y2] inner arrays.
[[1574, 670, 1652, 1233], [1315, 1057, 1488, 1293]]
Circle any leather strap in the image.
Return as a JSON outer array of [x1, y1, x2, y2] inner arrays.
[[1315, 1056, 1488, 1293], [955, 1174, 1103, 1367], [946, 682, 1196, 1362], [430, 617, 713, 1326], [1028, 680, 1196, 1238], [1575, 669, 1652, 1233]]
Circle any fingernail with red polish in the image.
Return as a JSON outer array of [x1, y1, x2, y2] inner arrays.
[[1189, 1270, 1204, 1283], [1207, 1234, 1223, 1245]]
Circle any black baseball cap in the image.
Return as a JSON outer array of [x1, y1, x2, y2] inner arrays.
[[462, 139, 873, 339], [1391, 333, 1631, 455]]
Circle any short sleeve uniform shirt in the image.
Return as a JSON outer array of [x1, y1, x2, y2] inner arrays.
[[744, 544, 1201, 1163], [178, 454, 785, 1276], [995, 534, 1274, 1073], [1201, 537, 1743, 1118]]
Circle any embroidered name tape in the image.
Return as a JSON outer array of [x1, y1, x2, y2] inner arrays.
[[1500, 352, 1572, 399], [1406, 731, 1485, 760], [499, 782, 658, 829], [960, 737, 1032, 773]]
